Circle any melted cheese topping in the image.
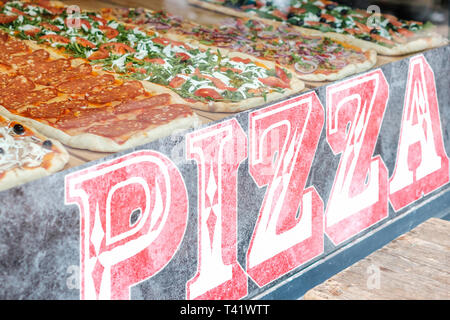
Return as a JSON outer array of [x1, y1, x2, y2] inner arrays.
[[0, 125, 50, 173]]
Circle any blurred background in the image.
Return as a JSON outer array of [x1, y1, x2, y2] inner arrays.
[[85, 0, 449, 38], [340, 0, 449, 35], [60, 0, 449, 39]]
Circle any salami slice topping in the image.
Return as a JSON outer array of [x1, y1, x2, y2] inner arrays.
[[86, 81, 144, 104], [0, 33, 28, 55], [35, 63, 93, 86], [55, 108, 115, 129], [85, 120, 148, 138], [56, 74, 116, 94], [1, 88, 58, 110], [136, 104, 193, 124], [113, 94, 171, 114], [10, 49, 50, 67], [0, 74, 16, 89], [26, 99, 88, 119], [18, 58, 72, 80], [41, 59, 72, 74], [1, 75, 35, 94]]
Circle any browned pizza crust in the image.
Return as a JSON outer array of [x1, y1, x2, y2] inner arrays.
[[159, 22, 377, 82], [0, 40, 200, 152], [108, 7, 376, 83], [98, 17, 306, 112], [6, 1, 306, 114]]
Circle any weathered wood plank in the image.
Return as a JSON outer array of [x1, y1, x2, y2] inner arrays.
[[195, 114, 215, 124], [193, 109, 234, 122], [406, 218, 450, 246], [304, 218, 450, 300], [66, 147, 113, 162], [65, 155, 87, 169]]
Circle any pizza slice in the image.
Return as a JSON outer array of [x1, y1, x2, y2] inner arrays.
[[0, 114, 69, 191], [0, 0, 305, 113], [188, 0, 448, 56], [105, 7, 376, 82], [0, 31, 199, 152]]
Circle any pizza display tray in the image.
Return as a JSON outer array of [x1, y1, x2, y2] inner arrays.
[[0, 0, 449, 300]]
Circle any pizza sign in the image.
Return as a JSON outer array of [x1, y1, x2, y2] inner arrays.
[[65, 54, 449, 300]]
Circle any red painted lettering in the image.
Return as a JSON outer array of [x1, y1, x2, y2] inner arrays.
[[246, 92, 325, 287], [185, 119, 248, 300], [65, 150, 188, 299], [325, 69, 389, 245], [389, 55, 449, 210]]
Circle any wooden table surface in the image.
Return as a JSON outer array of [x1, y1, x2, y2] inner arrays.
[[304, 218, 450, 300], [56, 0, 437, 165]]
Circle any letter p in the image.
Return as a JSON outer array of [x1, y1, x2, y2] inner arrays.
[[65, 150, 188, 299]]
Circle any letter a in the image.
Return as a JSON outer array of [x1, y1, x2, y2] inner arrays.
[[390, 55, 449, 211]]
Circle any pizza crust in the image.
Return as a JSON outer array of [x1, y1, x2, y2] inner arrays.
[[0, 105, 201, 153], [0, 40, 200, 152], [46, 0, 66, 8], [0, 127, 69, 192], [26, 25, 305, 114], [289, 27, 449, 56], [155, 23, 376, 82], [171, 2, 377, 81], [10, 1, 306, 113], [188, 0, 261, 20], [292, 49, 378, 82], [117, 6, 371, 82], [188, 0, 448, 56], [189, 88, 294, 112], [23, 40, 195, 105], [97, 18, 306, 112], [164, 48, 306, 112]]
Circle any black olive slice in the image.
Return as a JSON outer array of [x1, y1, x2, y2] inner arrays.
[[43, 140, 53, 149], [13, 124, 25, 135]]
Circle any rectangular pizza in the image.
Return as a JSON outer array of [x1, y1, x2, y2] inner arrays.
[[188, 0, 448, 56], [0, 31, 199, 152], [104, 6, 377, 82], [0, 114, 69, 191], [0, 0, 306, 113]]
